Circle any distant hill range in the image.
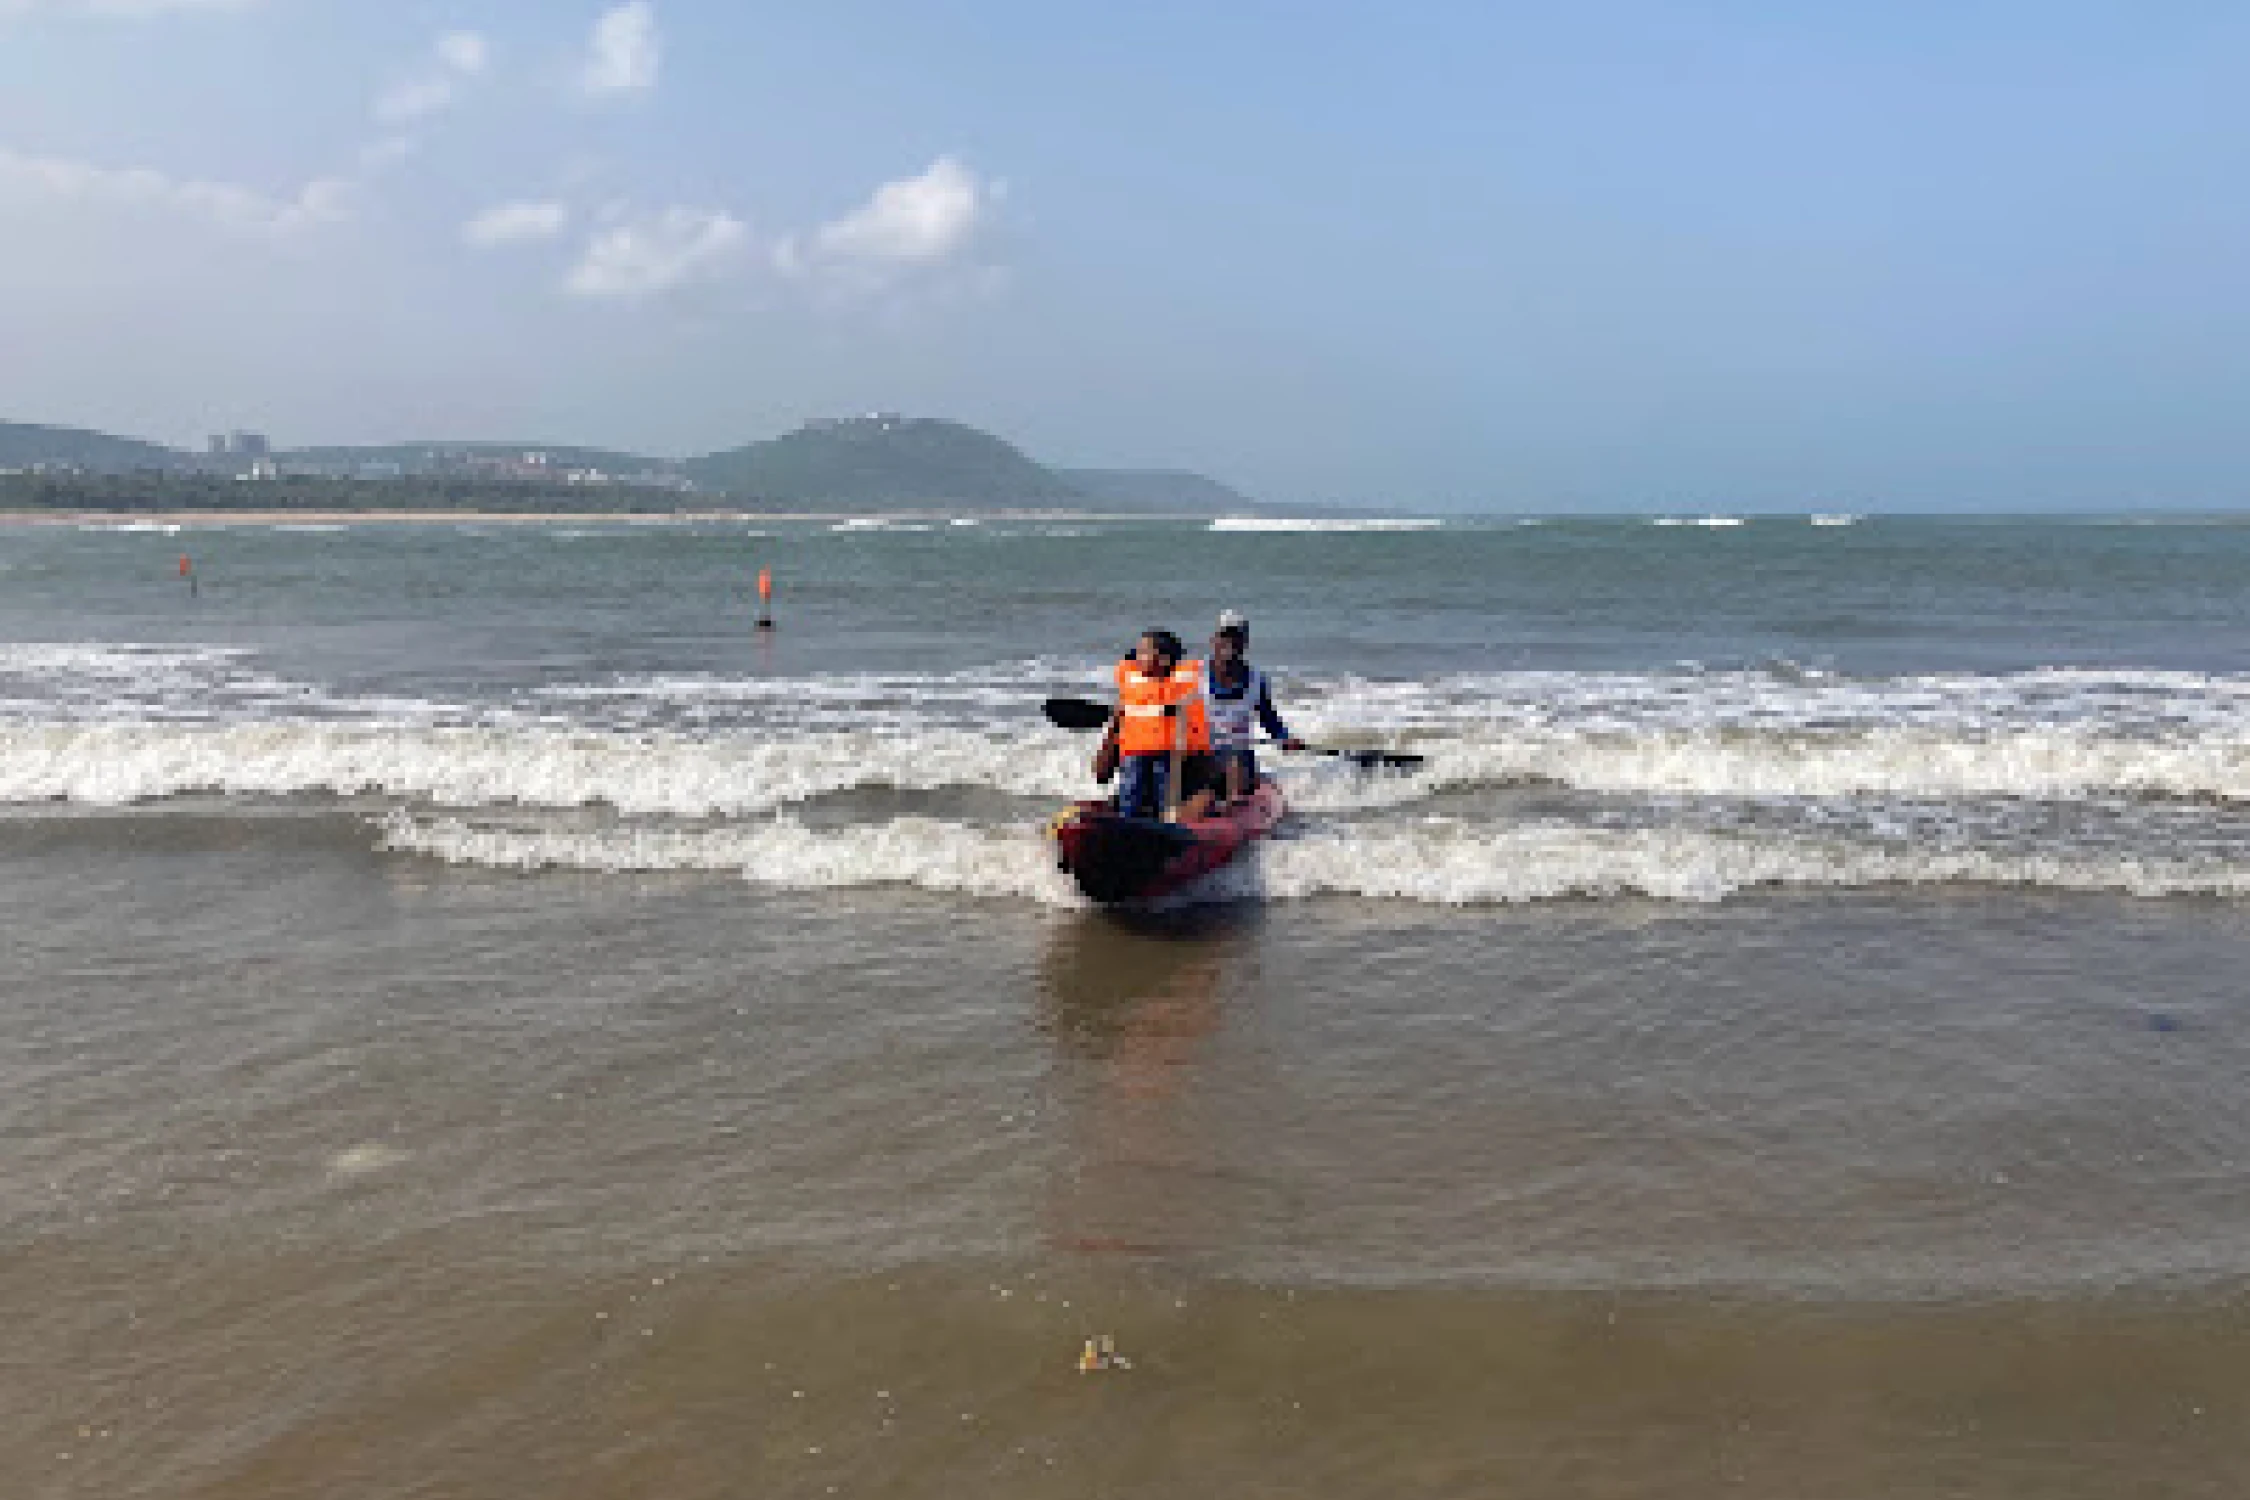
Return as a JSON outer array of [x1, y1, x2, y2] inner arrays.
[[1055, 468, 1259, 514], [0, 420, 186, 473], [684, 416, 1080, 508], [1, 414, 1273, 513]]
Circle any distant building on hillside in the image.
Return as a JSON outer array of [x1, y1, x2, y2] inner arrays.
[[209, 431, 272, 458], [804, 413, 905, 433]]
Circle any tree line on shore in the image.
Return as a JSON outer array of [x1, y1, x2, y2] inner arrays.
[[0, 472, 736, 514]]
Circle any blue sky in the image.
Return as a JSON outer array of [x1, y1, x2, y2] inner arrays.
[[1, 1, 2246, 509]]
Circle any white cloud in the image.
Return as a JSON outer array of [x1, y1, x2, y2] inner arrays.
[[564, 206, 745, 299], [359, 134, 417, 170], [436, 30, 487, 75], [464, 201, 570, 249], [580, 1, 658, 96], [373, 78, 454, 126], [375, 29, 489, 125], [0, 146, 350, 234], [774, 156, 994, 291]]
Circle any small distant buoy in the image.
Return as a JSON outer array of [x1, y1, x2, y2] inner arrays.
[[179, 553, 197, 598], [755, 566, 775, 630]]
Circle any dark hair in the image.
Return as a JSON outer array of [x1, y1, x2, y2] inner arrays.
[[1143, 628, 1184, 668]]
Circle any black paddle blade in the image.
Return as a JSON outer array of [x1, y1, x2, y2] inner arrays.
[[1043, 696, 1113, 731], [1299, 744, 1425, 770], [1342, 749, 1426, 770]]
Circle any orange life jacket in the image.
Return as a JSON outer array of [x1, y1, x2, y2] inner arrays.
[[1114, 657, 1209, 757]]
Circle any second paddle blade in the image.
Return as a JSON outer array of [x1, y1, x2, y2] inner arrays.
[[1043, 696, 1113, 731]]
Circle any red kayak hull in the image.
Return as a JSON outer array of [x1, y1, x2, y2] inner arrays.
[[1050, 780, 1288, 905]]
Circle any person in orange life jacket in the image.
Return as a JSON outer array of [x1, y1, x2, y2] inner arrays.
[[1202, 613, 1304, 802], [1093, 629, 1224, 822]]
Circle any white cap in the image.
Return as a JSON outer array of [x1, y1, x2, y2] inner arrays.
[[1217, 609, 1247, 629]]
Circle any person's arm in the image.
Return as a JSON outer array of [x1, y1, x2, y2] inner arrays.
[[1093, 713, 1122, 783], [1095, 651, 1132, 782], [1255, 675, 1305, 750]]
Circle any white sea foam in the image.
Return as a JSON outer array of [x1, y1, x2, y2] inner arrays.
[[829, 517, 937, 534], [0, 642, 257, 682], [0, 719, 1432, 816], [1293, 665, 2250, 738], [537, 661, 2250, 746], [378, 811, 2250, 908], [1243, 824, 2250, 905], [0, 642, 471, 725], [1394, 727, 2250, 803], [0, 722, 1099, 812], [14, 653, 2250, 811], [380, 812, 1080, 905], [534, 657, 1112, 732], [1208, 517, 1445, 534], [1283, 667, 2250, 804], [0, 643, 287, 718]]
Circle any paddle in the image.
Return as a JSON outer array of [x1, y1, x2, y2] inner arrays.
[[1042, 695, 1114, 731], [1039, 695, 1427, 770], [1282, 744, 1427, 771]]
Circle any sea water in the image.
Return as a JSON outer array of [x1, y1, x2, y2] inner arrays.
[[5, 513, 2249, 1497]]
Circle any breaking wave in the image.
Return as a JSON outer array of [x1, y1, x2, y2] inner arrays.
[[9, 717, 2250, 815], [1208, 517, 1445, 534], [0, 723, 1089, 815], [1402, 727, 2250, 803], [12, 645, 2250, 907], [378, 813, 2250, 908], [379, 813, 1078, 905], [1246, 823, 2250, 905]]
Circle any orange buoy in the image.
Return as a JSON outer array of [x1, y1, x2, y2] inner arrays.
[[755, 567, 775, 630]]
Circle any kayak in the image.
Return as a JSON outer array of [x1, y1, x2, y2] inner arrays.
[[1048, 779, 1288, 906]]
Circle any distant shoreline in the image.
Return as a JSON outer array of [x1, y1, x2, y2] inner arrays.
[[0, 508, 1150, 527]]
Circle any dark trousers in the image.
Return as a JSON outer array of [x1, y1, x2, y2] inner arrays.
[[1115, 754, 1170, 820]]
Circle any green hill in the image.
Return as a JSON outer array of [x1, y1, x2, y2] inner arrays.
[[0, 420, 184, 472], [685, 416, 1083, 508], [1055, 468, 1260, 514], [3, 412, 1273, 515]]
